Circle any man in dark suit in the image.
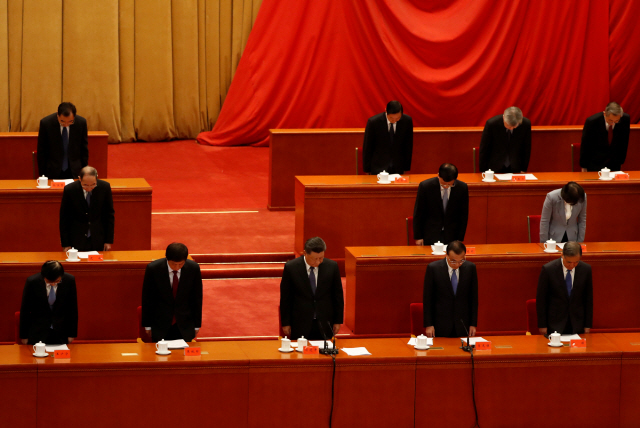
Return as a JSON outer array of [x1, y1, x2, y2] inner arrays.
[[423, 241, 478, 338], [142, 243, 203, 342], [413, 163, 469, 246], [20, 261, 78, 345], [37, 102, 89, 179], [479, 106, 532, 173], [363, 100, 413, 175], [59, 166, 114, 252], [280, 237, 344, 340], [580, 102, 631, 172], [536, 242, 593, 336]]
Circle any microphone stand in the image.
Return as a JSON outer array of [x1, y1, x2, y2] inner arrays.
[[460, 319, 473, 353], [460, 319, 480, 427], [318, 319, 339, 355]]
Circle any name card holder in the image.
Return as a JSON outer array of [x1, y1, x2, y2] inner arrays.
[[54, 350, 71, 359], [184, 347, 201, 356], [614, 173, 630, 180], [466, 247, 476, 255], [511, 175, 526, 182], [88, 254, 103, 261], [475, 341, 491, 350], [581, 244, 587, 252], [51, 182, 66, 189], [570, 339, 586, 348], [303, 346, 319, 354]]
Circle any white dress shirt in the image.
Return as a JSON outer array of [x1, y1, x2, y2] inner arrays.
[[564, 201, 573, 223]]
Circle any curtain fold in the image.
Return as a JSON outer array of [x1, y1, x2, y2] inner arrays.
[[0, 0, 262, 142]]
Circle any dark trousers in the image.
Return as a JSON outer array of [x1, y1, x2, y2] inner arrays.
[[162, 324, 184, 341], [76, 235, 103, 252]]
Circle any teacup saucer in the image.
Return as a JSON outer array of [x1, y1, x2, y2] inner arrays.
[[377, 180, 391, 184], [482, 179, 496, 183], [599, 177, 614, 181], [278, 347, 294, 353], [37, 185, 51, 189], [543, 249, 558, 253], [33, 352, 49, 357], [432, 251, 446, 256], [547, 342, 563, 348], [155, 351, 171, 355], [65, 258, 81, 262], [414, 345, 429, 350]]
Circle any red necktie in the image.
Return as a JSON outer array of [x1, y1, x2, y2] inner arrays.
[[608, 125, 613, 144]]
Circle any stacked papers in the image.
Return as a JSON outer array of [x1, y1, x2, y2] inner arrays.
[[166, 339, 189, 349], [341, 347, 371, 356], [78, 251, 100, 259], [494, 173, 538, 181], [45, 344, 69, 352], [309, 340, 334, 349], [560, 334, 581, 342], [461, 337, 488, 345]]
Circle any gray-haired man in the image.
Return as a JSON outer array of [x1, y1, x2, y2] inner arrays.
[[479, 106, 532, 173], [580, 102, 631, 172]]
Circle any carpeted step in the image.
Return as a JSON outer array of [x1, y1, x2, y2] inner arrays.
[[200, 263, 285, 279]]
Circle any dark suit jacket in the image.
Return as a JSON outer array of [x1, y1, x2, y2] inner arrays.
[[580, 112, 631, 171], [413, 177, 469, 245], [479, 115, 532, 172], [279, 256, 344, 340], [20, 273, 78, 344], [141, 258, 203, 342], [423, 258, 478, 338], [37, 113, 89, 179], [536, 259, 593, 334], [59, 179, 115, 250], [363, 112, 413, 174]]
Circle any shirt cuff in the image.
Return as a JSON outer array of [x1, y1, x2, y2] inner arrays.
[[144, 327, 151, 331]]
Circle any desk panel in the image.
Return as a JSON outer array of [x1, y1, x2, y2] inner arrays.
[[0, 178, 151, 252]]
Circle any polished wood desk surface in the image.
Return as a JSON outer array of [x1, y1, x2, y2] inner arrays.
[[273, 125, 640, 134], [0, 131, 109, 138], [0, 177, 151, 191], [296, 171, 639, 187], [0, 250, 180, 264]]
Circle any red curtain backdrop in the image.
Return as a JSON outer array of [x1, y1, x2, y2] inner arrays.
[[198, 0, 638, 147]]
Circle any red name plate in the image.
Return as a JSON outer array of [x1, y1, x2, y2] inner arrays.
[[511, 175, 526, 182], [475, 341, 491, 350], [570, 339, 586, 348], [466, 247, 476, 255], [581, 244, 587, 252], [184, 347, 201, 356], [88, 254, 103, 261], [615, 173, 630, 180], [54, 350, 71, 358], [51, 182, 65, 188], [303, 345, 319, 354], [394, 177, 408, 183]]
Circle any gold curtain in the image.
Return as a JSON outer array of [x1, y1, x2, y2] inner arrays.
[[1, 0, 262, 142]]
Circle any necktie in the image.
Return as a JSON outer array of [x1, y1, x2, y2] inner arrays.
[[172, 271, 179, 298], [504, 130, 512, 168], [608, 125, 613, 144], [451, 269, 458, 295], [309, 267, 316, 294], [566, 270, 572, 297], [442, 187, 449, 213], [389, 123, 395, 143], [62, 127, 69, 171], [48, 285, 56, 310], [86, 192, 91, 238]]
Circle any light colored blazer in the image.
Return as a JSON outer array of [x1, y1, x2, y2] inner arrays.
[[539, 189, 586, 242]]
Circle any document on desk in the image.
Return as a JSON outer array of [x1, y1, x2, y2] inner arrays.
[[78, 251, 100, 259], [309, 340, 334, 349], [407, 337, 434, 346], [52, 179, 74, 186], [166, 339, 189, 349], [45, 344, 69, 352], [560, 334, 581, 342], [341, 347, 371, 356], [495, 173, 538, 181], [461, 337, 488, 345]]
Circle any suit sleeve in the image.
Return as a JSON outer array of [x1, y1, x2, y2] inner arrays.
[[403, 116, 413, 172], [331, 264, 344, 324], [423, 265, 434, 327], [584, 266, 593, 328], [539, 193, 553, 243], [580, 118, 595, 169], [457, 183, 469, 241], [19, 280, 33, 339], [102, 183, 115, 243], [59, 188, 71, 248], [521, 121, 532, 172], [536, 267, 549, 329], [65, 276, 79, 338], [479, 121, 491, 172], [413, 183, 426, 240], [362, 118, 374, 173], [190, 263, 203, 328], [279, 264, 293, 327], [141, 265, 155, 328], [37, 119, 49, 177], [577, 194, 587, 242], [470, 264, 479, 327], [613, 115, 630, 167], [80, 118, 89, 167]]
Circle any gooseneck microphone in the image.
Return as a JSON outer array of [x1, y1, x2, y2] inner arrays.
[[460, 319, 473, 353]]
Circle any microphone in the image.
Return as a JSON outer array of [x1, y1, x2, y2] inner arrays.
[[460, 319, 473, 353], [317, 319, 338, 355], [327, 321, 339, 354]]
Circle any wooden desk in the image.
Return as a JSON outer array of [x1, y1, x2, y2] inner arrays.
[[602, 333, 640, 428], [296, 172, 640, 263], [0, 131, 109, 179], [345, 243, 640, 335], [270, 126, 640, 209], [0, 345, 37, 428], [0, 178, 152, 252], [0, 251, 171, 343]]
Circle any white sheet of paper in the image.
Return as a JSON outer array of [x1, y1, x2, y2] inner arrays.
[[407, 337, 434, 346], [556, 242, 566, 249], [52, 179, 74, 185], [45, 344, 69, 352], [77, 251, 100, 259], [388, 174, 402, 182], [166, 339, 189, 349], [309, 340, 334, 349], [494, 173, 538, 181], [461, 337, 488, 345], [560, 334, 581, 342], [341, 347, 371, 356]]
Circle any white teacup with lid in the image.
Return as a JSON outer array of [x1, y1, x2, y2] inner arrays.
[[33, 341, 47, 356], [433, 241, 445, 254], [156, 339, 170, 354], [598, 167, 611, 179], [37, 176, 49, 188], [482, 170, 494, 181], [548, 331, 562, 346], [297, 336, 307, 352], [377, 171, 390, 183], [544, 240, 556, 252], [280, 336, 291, 352], [416, 334, 429, 349], [66, 248, 79, 261]]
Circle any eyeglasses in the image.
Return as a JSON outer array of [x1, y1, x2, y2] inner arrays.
[[447, 257, 466, 265]]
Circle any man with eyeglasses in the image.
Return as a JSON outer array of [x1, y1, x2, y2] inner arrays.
[[540, 181, 587, 243], [413, 163, 469, 247], [37, 102, 89, 179], [423, 241, 478, 338], [59, 166, 114, 251], [19, 261, 78, 345]]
